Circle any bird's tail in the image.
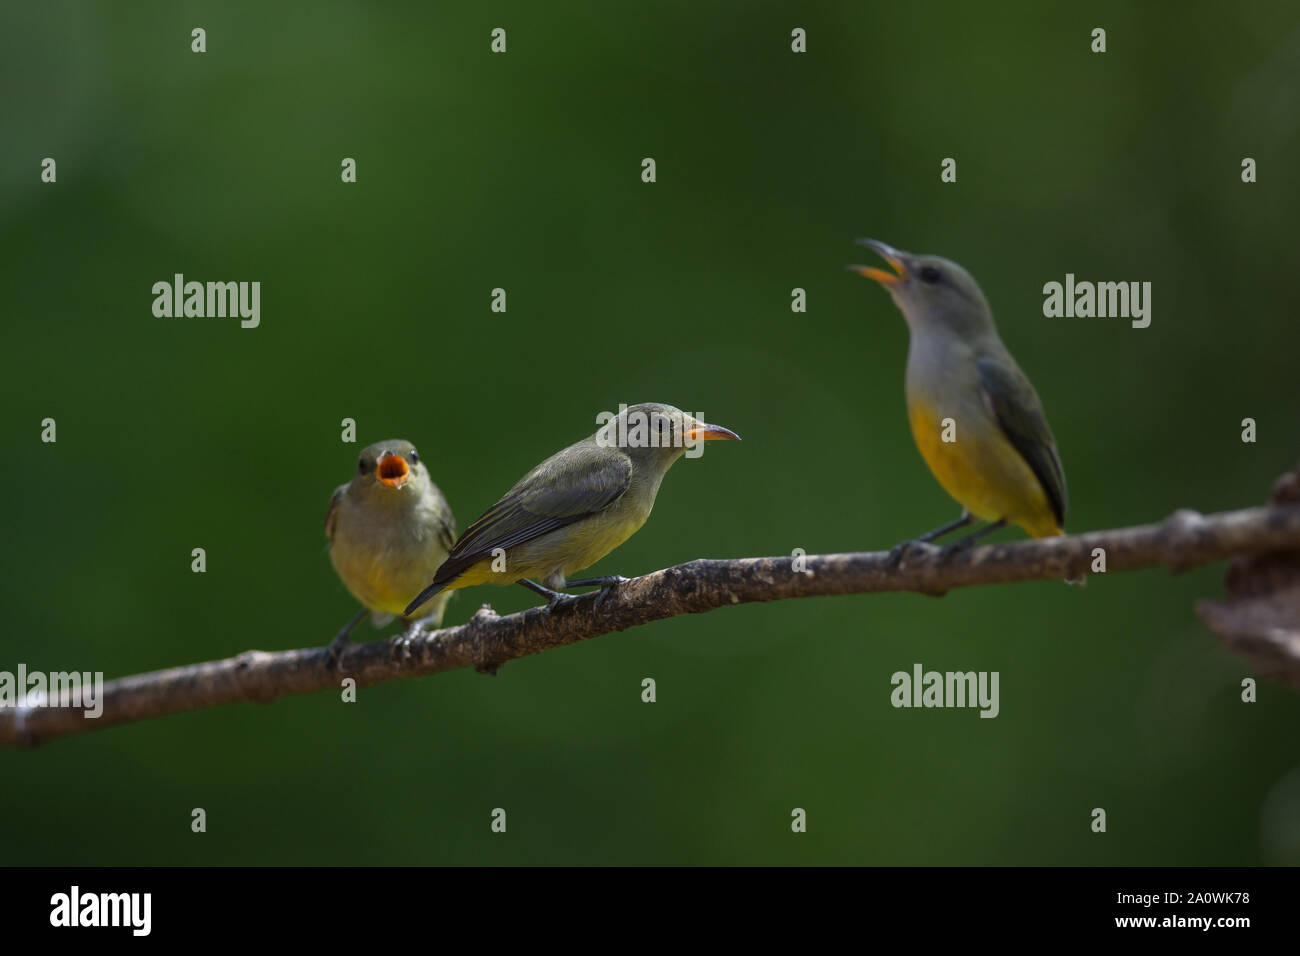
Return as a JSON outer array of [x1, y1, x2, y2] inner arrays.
[[404, 580, 447, 617]]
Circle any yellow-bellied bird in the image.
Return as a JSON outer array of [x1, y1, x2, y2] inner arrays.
[[851, 239, 1067, 549], [326, 439, 456, 663], [404, 403, 739, 614]]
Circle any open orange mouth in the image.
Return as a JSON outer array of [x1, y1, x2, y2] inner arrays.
[[377, 454, 409, 489], [850, 238, 909, 286]]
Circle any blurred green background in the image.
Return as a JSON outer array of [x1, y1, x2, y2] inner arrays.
[[3, 0, 1299, 865]]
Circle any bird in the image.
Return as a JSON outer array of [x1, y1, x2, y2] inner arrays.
[[850, 239, 1067, 551], [403, 403, 739, 615], [325, 439, 457, 664]]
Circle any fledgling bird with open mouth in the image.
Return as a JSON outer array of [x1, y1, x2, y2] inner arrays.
[[325, 439, 457, 665], [850, 239, 1068, 554], [403, 402, 740, 616]]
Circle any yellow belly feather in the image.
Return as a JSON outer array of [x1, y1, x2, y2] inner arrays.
[[448, 503, 651, 590], [907, 400, 1061, 538]]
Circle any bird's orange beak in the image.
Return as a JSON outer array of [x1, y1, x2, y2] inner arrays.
[[849, 238, 908, 286], [377, 453, 409, 489], [685, 422, 741, 442]]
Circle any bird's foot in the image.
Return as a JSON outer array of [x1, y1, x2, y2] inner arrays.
[[565, 575, 631, 588], [593, 581, 625, 609], [324, 608, 368, 670], [565, 575, 631, 609], [887, 539, 937, 568], [546, 591, 577, 613], [519, 578, 579, 611], [324, 634, 350, 670], [405, 615, 438, 638], [941, 519, 1007, 557], [388, 623, 422, 660], [941, 537, 977, 557]]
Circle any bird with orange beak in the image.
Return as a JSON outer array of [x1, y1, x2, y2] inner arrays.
[[850, 239, 1067, 551], [404, 403, 740, 615], [325, 439, 456, 664]]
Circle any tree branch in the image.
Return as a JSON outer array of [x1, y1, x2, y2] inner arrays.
[[5, 498, 1300, 747]]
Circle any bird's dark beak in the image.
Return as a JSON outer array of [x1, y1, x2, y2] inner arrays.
[[685, 422, 741, 442], [377, 453, 409, 489], [849, 238, 908, 286]]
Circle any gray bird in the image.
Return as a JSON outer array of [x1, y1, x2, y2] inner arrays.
[[403, 403, 739, 615], [850, 239, 1067, 547]]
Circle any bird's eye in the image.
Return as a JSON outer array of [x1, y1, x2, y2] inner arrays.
[[358, 458, 370, 474], [409, 450, 420, 465], [920, 265, 943, 284]]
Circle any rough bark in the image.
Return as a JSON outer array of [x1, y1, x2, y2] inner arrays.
[[4, 487, 1300, 747]]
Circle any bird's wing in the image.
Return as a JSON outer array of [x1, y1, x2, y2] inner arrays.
[[324, 484, 346, 541], [429, 445, 632, 589], [429, 485, 458, 552], [977, 355, 1068, 528]]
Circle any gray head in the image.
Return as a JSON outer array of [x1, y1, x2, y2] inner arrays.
[[593, 402, 740, 468], [850, 239, 996, 339], [349, 439, 431, 504]]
